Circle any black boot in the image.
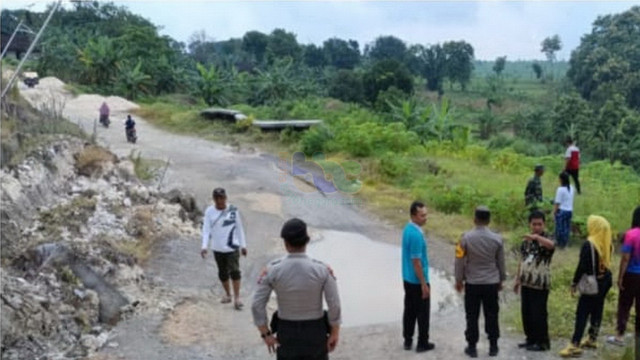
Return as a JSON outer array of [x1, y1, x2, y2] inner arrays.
[[489, 340, 499, 357], [464, 344, 478, 358]]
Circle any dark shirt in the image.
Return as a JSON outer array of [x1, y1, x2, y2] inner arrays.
[[519, 232, 554, 290], [524, 175, 543, 206], [572, 241, 611, 285], [125, 119, 135, 129]]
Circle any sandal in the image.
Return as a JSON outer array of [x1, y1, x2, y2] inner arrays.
[[606, 336, 625, 347], [234, 299, 244, 310], [220, 295, 232, 304]]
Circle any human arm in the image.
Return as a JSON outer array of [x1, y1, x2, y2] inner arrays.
[[235, 210, 248, 256], [524, 233, 555, 250], [618, 232, 634, 289], [497, 239, 506, 290], [514, 261, 522, 294], [201, 208, 211, 258], [412, 259, 430, 298], [323, 267, 341, 352], [252, 268, 276, 353], [454, 237, 467, 292], [572, 242, 592, 287]]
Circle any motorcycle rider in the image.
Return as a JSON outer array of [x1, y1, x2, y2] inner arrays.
[[125, 114, 136, 142], [99, 102, 110, 126]]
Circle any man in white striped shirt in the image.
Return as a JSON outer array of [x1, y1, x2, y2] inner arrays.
[[201, 187, 247, 310]]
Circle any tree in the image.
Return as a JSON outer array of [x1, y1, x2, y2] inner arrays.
[[541, 35, 562, 62], [532, 62, 543, 79], [302, 44, 326, 68], [549, 94, 593, 142], [362, 59, 413, 104], [365, 35, 407, 63], [493, 56, 506, 76], [328, 69, 364, 103], [419, 45, 447, 94], [242, 30, 269, 64], [443, 41, 474, 90], [195, 63, 228, 106], [567, 6, 640, 109], [78, 36, 122, 87], [266, 28, 301, 64], [323, 38, 360, 69], [115, 59, 152, 100]]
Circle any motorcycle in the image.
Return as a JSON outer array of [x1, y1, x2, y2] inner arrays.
[[126, 127, 137, 143], [99, 114, 110, 128]]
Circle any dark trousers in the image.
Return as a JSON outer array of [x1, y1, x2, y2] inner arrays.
[[277, 317, 328, 360], [571, 272, 612, 344], [403, 281, 431, 346], [566, 168, 581, 194], [617, 272, 640, 335], [465, 283, 500, 346], [521, 286, 550, 347]]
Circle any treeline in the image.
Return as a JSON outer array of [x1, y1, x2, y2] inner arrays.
[[2, 3, 639, 170]]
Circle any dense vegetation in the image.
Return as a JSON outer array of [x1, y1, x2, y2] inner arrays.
[[2, 2, 639, 348]]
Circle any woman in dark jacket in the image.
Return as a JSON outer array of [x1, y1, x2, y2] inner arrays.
[[559, 215, 613, 358]]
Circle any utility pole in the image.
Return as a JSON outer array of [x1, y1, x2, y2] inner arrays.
[[1, 0, 62, 99]]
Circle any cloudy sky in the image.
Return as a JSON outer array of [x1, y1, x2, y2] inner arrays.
[[2, 1, 638, 60]]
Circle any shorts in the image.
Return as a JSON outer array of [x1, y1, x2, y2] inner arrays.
[[213, 250, 241, 281]]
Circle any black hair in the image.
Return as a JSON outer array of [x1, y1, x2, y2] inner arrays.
[[475, 206, 491, 224], [528, 210, 546, 223], [632, 206, 640, 229], [281, 218, 310, 248], [410, 201, 425, 216], [565, 136, 573, 144], [559, 171, 571, 191]]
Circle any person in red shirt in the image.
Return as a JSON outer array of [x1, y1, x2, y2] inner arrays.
[[564, 137, 581, 194]]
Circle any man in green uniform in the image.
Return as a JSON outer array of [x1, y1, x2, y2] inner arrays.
[[524, 165, 545, 208]]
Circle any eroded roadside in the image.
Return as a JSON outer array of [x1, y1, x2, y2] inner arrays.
[[15, 78, 568, 360]]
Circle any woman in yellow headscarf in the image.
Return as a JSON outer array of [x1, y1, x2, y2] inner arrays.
[[559, 215, 614, 358]]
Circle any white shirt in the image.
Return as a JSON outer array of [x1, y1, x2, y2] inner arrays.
[[201, 205, 246, 252], [554, 186, 575, 211]]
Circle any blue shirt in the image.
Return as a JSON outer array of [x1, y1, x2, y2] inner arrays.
[[402, 222, 429, 284]]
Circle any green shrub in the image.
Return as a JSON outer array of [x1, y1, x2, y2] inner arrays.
[[379, 152, 412, 180], [300, 124, 333, 155]]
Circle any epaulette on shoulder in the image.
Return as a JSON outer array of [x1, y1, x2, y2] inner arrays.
[[269, 258, 283, 267]]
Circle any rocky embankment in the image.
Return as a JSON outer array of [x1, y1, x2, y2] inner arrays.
[[0, 137, 201, 359]]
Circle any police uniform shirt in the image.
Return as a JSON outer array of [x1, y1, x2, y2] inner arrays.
[[251, 253, 341, 327]]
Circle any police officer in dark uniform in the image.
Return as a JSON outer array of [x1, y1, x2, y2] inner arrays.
[[252, 218, 341, 360]]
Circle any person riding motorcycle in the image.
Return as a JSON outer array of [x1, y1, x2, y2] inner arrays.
[[125, 114, 137, 143], [99, 102, 110, 127]]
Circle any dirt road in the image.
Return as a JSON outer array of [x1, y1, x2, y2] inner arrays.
[[19, 79, 566, 360]]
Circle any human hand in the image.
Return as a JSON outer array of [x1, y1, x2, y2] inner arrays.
[[421, 283, 430, 299], [498, 282, 503, 291], [327, 332, 339, 352], [263, 334, 278, 354], [617, 278, 624, 291], [570, 285, 577, 296], [455, 281, 464, 293], [241, 248, 248, 257], [200, 249, 208, 259], [514, 281, 521, 294], [523, 234, 536, 242]]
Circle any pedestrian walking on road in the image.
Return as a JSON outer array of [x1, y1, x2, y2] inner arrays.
[[401, 201, 435, 353], [200, 187, 247, 310], [252, 218, 341, 360], [455, 206, 506, 358]]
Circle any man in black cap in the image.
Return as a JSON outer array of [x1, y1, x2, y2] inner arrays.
[[524, 165, 545, 208], [252, 218, 341, 360], [201, 187, 247, 310], [455, 206, 506, 358]]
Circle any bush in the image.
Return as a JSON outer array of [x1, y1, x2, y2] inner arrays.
[[300, 124, 333, 155], [379, 152, 412, 180]]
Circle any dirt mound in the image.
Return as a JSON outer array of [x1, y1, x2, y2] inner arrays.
[[71, 94, 139, 115], [38, 77, 67, 91]]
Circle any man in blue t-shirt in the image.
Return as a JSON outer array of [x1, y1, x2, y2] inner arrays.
[[401, 201, 435, 353]]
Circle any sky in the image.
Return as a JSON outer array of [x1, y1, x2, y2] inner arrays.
[[2, 1, 638, 60]]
